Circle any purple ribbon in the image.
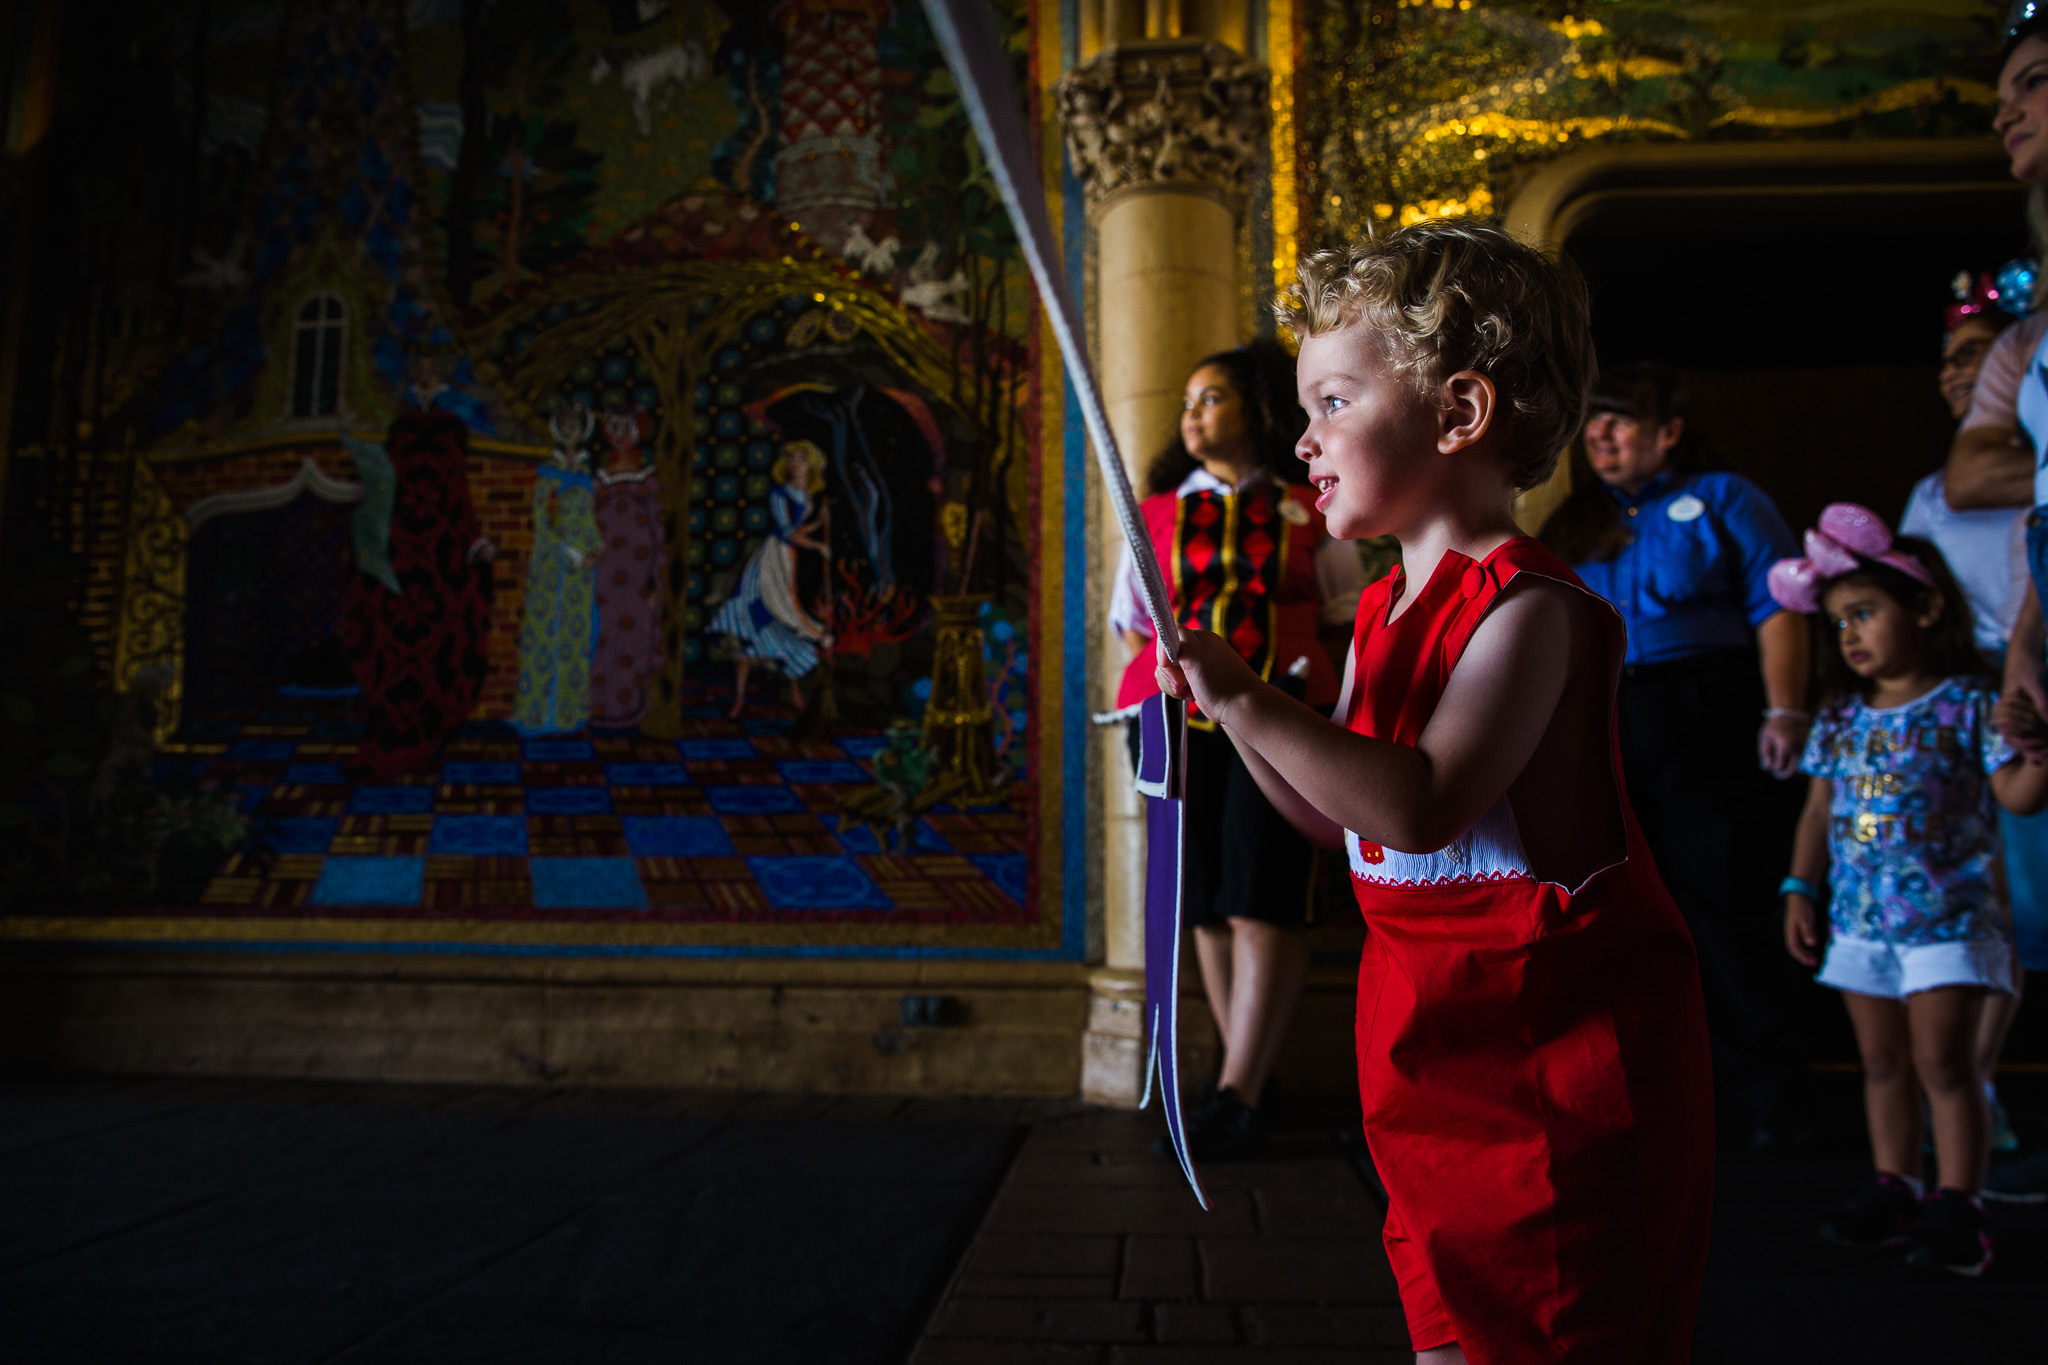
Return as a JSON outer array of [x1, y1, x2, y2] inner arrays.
[[1136, 693, 1208, 1209]]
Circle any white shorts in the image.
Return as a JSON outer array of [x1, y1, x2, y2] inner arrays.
[[1817, 934, 2017, 1000]]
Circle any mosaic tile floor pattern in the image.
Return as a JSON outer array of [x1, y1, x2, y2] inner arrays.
[[158, 687, 1029, 923]]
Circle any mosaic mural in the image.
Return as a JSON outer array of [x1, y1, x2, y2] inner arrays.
[[5, 0, 2013, 958], [0, 0, 1064, 957]]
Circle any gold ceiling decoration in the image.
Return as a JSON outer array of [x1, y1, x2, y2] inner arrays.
[[1297, 1, 1998, 244]]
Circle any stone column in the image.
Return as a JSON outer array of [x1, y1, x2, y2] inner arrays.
[[1055, 40, 1267, 1106]]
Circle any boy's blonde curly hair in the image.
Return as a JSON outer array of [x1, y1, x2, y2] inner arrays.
[[1275, 222, 1596, 491]]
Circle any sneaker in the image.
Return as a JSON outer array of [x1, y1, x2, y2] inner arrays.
[[1818, 1173, 1922, 1250], [1904, 1188, 1994, 1277], [1983, 1149, 2048, 1205]]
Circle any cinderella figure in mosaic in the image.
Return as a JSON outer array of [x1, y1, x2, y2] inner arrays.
[[711, 441, 832, 717], [590, 404, 666, 728], [512, 402, 602, 734]]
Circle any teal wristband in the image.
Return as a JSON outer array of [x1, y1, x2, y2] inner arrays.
[[1779, 875, 1821, 901]]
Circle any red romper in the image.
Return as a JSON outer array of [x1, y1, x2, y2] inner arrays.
[[1345, 538, 1714, 1363]]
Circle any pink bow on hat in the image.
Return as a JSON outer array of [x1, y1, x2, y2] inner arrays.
[[1767, 503, 1934, 614]]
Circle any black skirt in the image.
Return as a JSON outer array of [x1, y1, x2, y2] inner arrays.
[[1127, 713, 1316, 929]]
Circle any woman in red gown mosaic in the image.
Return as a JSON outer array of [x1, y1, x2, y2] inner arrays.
[[339, 362, 494, 778], [590, 404, 667, 728], [1159, 224, 1713, 1364]]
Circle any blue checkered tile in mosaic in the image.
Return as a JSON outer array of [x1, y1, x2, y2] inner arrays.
[[523, 739, 596, 761], [311, 856, 425, 907], [429, 815, 529, 856], [260, 816, 342, 854], [679, 738, 758, 760], [603, 763, 691, 786], [530, 857, 647, 909], [706, 785, 809, 815], [443, 762, 523, 785], [526, 786, 615, 815], [774, 760, 867, 785], [349, 786, 437, 815]]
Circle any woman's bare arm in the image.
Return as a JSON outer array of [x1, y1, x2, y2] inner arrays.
[[1160, 578, 1571, 853], [1945, 425, 2035, 509], [1993, 753, 2048, 816]]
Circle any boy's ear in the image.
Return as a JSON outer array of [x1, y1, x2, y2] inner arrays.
[[1438, 370, 1497, 454]]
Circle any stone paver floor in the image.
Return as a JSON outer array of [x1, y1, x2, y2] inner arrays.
[[8, 1073, 2046, 1362], [913, 1104, 1410, 1364]]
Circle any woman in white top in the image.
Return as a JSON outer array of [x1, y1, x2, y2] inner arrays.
[[1907, 279, 2042, 1158], [1939, 2, 2048, 1193]]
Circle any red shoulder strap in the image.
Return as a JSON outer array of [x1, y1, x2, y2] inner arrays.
[[1437, 538, 1617, 673]]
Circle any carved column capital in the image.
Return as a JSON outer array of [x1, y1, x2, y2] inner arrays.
[[1054, 40, 1268, 214]]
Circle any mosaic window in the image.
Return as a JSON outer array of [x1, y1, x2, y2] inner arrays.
[[290, 293, 345, 418]]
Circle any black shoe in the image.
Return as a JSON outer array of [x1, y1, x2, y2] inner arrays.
[[1904, 1188, 1994, 1277], [1153, 1084, 1227, 1161], [1819, 1173, 1922, 1251], [1187, 1086, 1267, 1161], [1154, 1085, 1267, 1162], [1983, 1149, 2048, 1205]]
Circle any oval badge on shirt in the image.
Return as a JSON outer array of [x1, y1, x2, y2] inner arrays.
[[1666, 494, 1706, 523]]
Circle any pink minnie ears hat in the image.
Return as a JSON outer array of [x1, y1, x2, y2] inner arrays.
[[1767, 503, 1935, 614]]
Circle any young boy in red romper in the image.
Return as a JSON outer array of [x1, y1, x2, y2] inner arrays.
[[1158, 222, 1715, 1364]]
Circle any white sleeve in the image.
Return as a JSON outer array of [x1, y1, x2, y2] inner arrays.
[[2005, 511, 2031, 639], [1107, 541, 1153, 637], [1899, 475, 1938, 539], [1314, 536, 1369, 626]]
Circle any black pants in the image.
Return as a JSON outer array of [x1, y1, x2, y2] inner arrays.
[[1618, 649, 1806, 1127], [1127, 717, 1314, 929]]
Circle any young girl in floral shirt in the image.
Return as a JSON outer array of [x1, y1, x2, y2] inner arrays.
[[1773, 504, 2048, 1277]]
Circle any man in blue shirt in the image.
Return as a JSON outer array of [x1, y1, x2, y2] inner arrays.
[[1542, 363, 1808, 1149], [1577, 467, 1803, 677]]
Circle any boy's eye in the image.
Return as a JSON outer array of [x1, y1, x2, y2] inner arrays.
[[1322, 394, 1346, 414]]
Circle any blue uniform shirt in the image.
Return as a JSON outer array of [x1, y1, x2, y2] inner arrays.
[[1571, 469, 1797, 667]]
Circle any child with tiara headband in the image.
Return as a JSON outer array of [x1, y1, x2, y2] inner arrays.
[[1157, 221, 1713, 1364], [1769, 505, 2048, 1277]]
